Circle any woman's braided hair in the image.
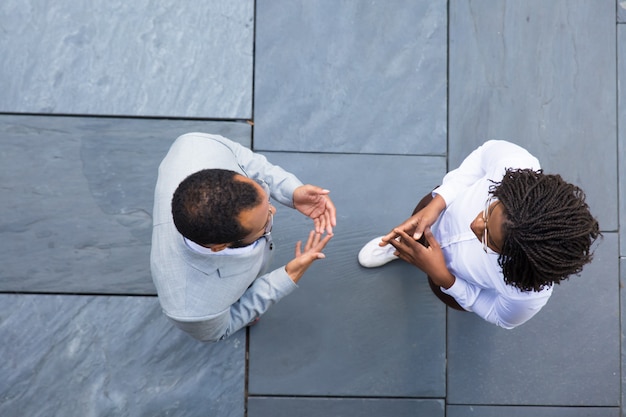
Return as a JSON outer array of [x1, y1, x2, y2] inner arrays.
[[491, 168, 600, 292]]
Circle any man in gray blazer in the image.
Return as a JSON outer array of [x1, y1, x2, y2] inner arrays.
[[151, 133, 335, 342]]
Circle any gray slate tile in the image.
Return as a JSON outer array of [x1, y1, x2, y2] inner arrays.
[[0, 0, 253, 118], [248, 152, 447, 397], [248, 397, 445, 417], [0, 294, 245, 417], [0, 115, 250, 294], [254, 0, 447, 155], [449, 0, 617, 231], [447, 405, 620, 417], [618, 24, 626, 256], [447, 233, 620, 406], [619, 258, 626, 415]]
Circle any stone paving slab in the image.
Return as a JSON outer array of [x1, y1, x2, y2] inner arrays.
[[618, 24, 626, 256], [449, 0, 617, 231], [254, 0, 447, 155], [447, 234, 619, 406], [619, 258, 626, 415], [248, 397, 445, 417], [0, 0, 253, 118], [0, 294, 245, 417], [248, 152, 447, 397], [0, 115, 250, 294], [619, 0, 626, 23], [447, 405, 620, 417]]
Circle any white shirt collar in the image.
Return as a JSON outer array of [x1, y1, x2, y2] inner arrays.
[[184, 237, 258, 255]]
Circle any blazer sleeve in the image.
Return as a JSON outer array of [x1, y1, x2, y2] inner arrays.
[[168, 265, 297, 342], [186, 132, 303, 207]]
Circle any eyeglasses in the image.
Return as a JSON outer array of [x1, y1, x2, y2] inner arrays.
[[231, 179, 273, 247], [483, 196, 499, 255], [256, 180, 273, 237]]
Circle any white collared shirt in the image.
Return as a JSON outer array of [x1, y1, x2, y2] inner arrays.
[[433, 140, 553, 329], [184, 237, 259, 256]]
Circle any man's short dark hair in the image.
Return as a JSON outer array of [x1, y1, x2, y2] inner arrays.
[[171, 169, 261, 245], [492, 168, 601, 292]]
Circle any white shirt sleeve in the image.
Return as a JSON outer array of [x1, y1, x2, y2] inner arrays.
[[434, 140, 541, 206], [442, 278, 552, 329]]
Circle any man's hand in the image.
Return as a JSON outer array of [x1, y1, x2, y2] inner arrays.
[[285, 231, 333, 283], [387, 228, 455, 289], [293, 185, 337, 234]]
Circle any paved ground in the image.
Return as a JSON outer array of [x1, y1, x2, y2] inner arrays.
[[0, 1, 623, 416]]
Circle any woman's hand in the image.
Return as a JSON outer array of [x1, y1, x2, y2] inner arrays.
[[387, 227, 455, 289], [380, 194, 446, 245]]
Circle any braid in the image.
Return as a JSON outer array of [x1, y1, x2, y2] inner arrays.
[[491, 169, 600, 292]]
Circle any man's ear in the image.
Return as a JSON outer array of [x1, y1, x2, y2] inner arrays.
[[208, 243, 230, 252]]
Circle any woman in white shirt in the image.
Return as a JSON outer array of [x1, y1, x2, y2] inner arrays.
[[358, 140, 600, 329]]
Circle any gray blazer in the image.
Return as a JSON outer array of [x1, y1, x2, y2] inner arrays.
[[151, 133, 303, 342]]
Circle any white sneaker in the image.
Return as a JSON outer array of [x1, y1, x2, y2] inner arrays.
[[358, 236, 399, 268]]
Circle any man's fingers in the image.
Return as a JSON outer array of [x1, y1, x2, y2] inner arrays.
[[325, 198, 337, 227], [311, 233, 332, 259], [295, 230, 333, 260], [323, 212, 333, 234], [314, 217, 322, 234], [318, 215, 334, 233], [311, 209, 336, 234], [318, 231, 333, 248], [304, 230, 316, 251]]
